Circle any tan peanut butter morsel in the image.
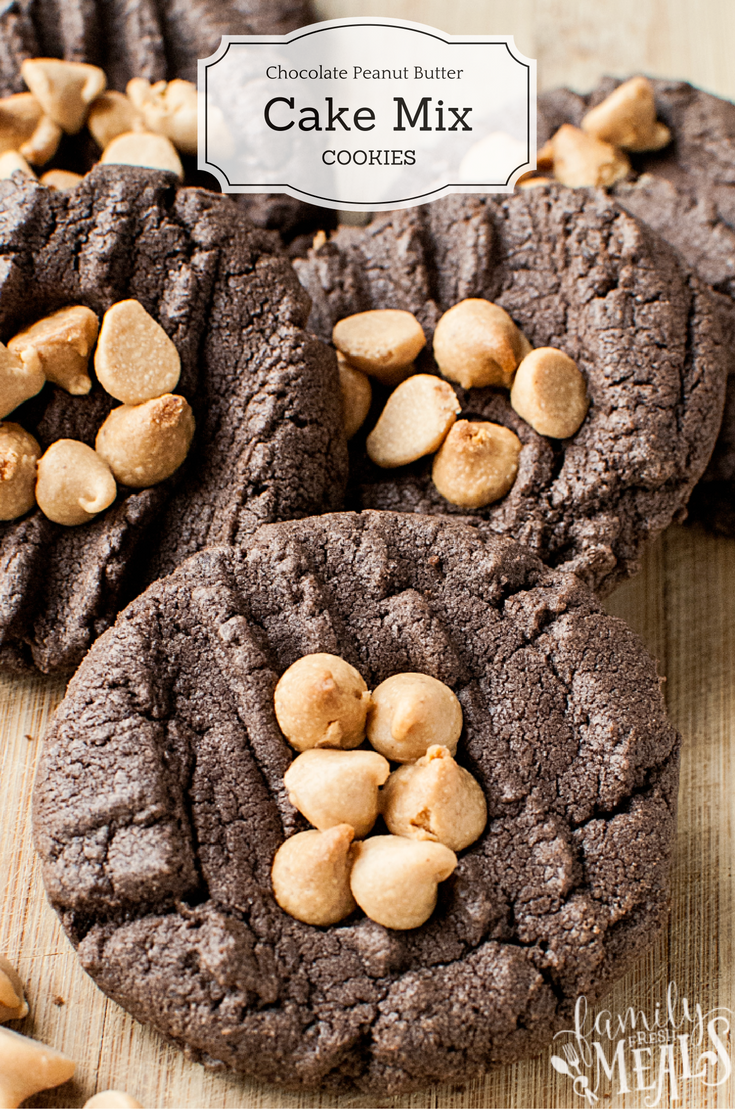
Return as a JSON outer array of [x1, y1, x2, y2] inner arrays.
[[332, 310, 426, 387], [0, 956, 28, 1023], [0, 1026, 75, 1107], [366, 374, 460, 468], [433, 299, 529, 389], [550, 123, 630, 188], [95, 299, 180, 405], [274, 653, 372, 752], [95, 394, 194, 487], [432, 419, 522, 508], [272, 825, 357, 926], [39, 168, 83, 191], [350, 835, 457, 930], [0, 343, 44, 418], [0, 93, 61, 166], [517, 176, 553, 189], [0, 424, 41, 521], [0, 150, 34, 180], [20, 112, 62, 165], [537, 139, 555, 171], [87, 90, 144, 149], [367, 672, 462, 763], [100, 130, 184, 180], [36, 439, 116, 526], [381, 745, 487, 852], [510, 347, 589, 439], [581, 76, 671, 153], [284, 749, 390, 839], [21, 58, 106, 134], [84, 1092, 143, 1108], [127, 78, 198, 155], [337, 352, 372, 439], [0, 93, 43, 154], [9, 305, 99, 395]]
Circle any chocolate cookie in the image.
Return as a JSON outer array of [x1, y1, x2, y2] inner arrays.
[[34, 510, 680, 1095], [294, 189, 727, 594], [0, 165, 346, 673], [0, 0, 312, 93], [0, 0, 330, 244], [538, 77, 735, 535]]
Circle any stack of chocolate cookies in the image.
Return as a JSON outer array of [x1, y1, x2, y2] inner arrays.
[[0, 9, 731, 1099]]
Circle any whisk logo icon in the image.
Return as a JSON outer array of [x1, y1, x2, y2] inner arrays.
[[550, 983, 732, 1106]]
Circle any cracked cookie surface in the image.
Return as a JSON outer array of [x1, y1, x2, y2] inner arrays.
[[0, 165, 346, 672], [34, 511, 679, 1094], [295, 192, 726, 594], [0, 0, 312, 92], [538, 77, 735, 535]]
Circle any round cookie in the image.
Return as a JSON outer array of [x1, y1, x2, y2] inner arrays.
[[538, 77, 735, 535], [34, 511, 680, 1096], [0, 0, 331, 246], [0, 0, 313, 93], [295, 189, 727, 594], [0, 165, 346, 672]]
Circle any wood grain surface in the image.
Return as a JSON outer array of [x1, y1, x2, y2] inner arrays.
[[2, 2, 735, 1106]]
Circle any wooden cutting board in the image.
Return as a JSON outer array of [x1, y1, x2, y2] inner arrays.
[[2, 2, 735, 1106]]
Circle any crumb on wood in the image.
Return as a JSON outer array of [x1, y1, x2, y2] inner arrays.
[[53, 995, 65, 1006], [25, 734, 34, 741]]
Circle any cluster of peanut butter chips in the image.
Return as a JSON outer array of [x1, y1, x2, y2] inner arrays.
[[0, 8, 729, 1096]]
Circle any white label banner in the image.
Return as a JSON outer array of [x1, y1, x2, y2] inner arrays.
[[198, 18, 536, 210]]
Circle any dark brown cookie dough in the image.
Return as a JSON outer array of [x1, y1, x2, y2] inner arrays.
[[0, 165, 346, 673], [0, 0, 333, 246], [294, 189, 727, 593], [538, 77, 735, 535], [0, 0, 312, 93], [34, 510, 680, 1096]]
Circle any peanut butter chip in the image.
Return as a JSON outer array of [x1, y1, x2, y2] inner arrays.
[[581, 76, 671, 153], [366, 374, 460, 468], [284, 749, 390, 839], [87, 90, 144, 149], [337, 353, 372, 439], [550, 124, 630, 188], [367, 672, 462, 763], [95, 394, 194, 487], [433, 299, 528, 389], [0, 1027, 76, 1107], [271, 825, 356, 926], [21, 58, 106, 134], [349, 835, 457, 930], [0, 93, 43, 154], [20, 113, 62, 165], [381, 745, 487, 852], [39, 169, 83, 191], [84, 1092, 143, 1108], [0, 956, 29, 1023], [127, 78, 197, 155], [332, 310, 426, 386], [100, 130, 183, 179], [36, 440, 117, 526], [274, 653, 372, 752], [510, 347, 589, 438], [432, 419, 522, 508], [0, 342, 45, 418], [0, 150, 34, 180], [9, 305, 99, 395], [0, 423, 41, 521], [94, 300, 181, 404]]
